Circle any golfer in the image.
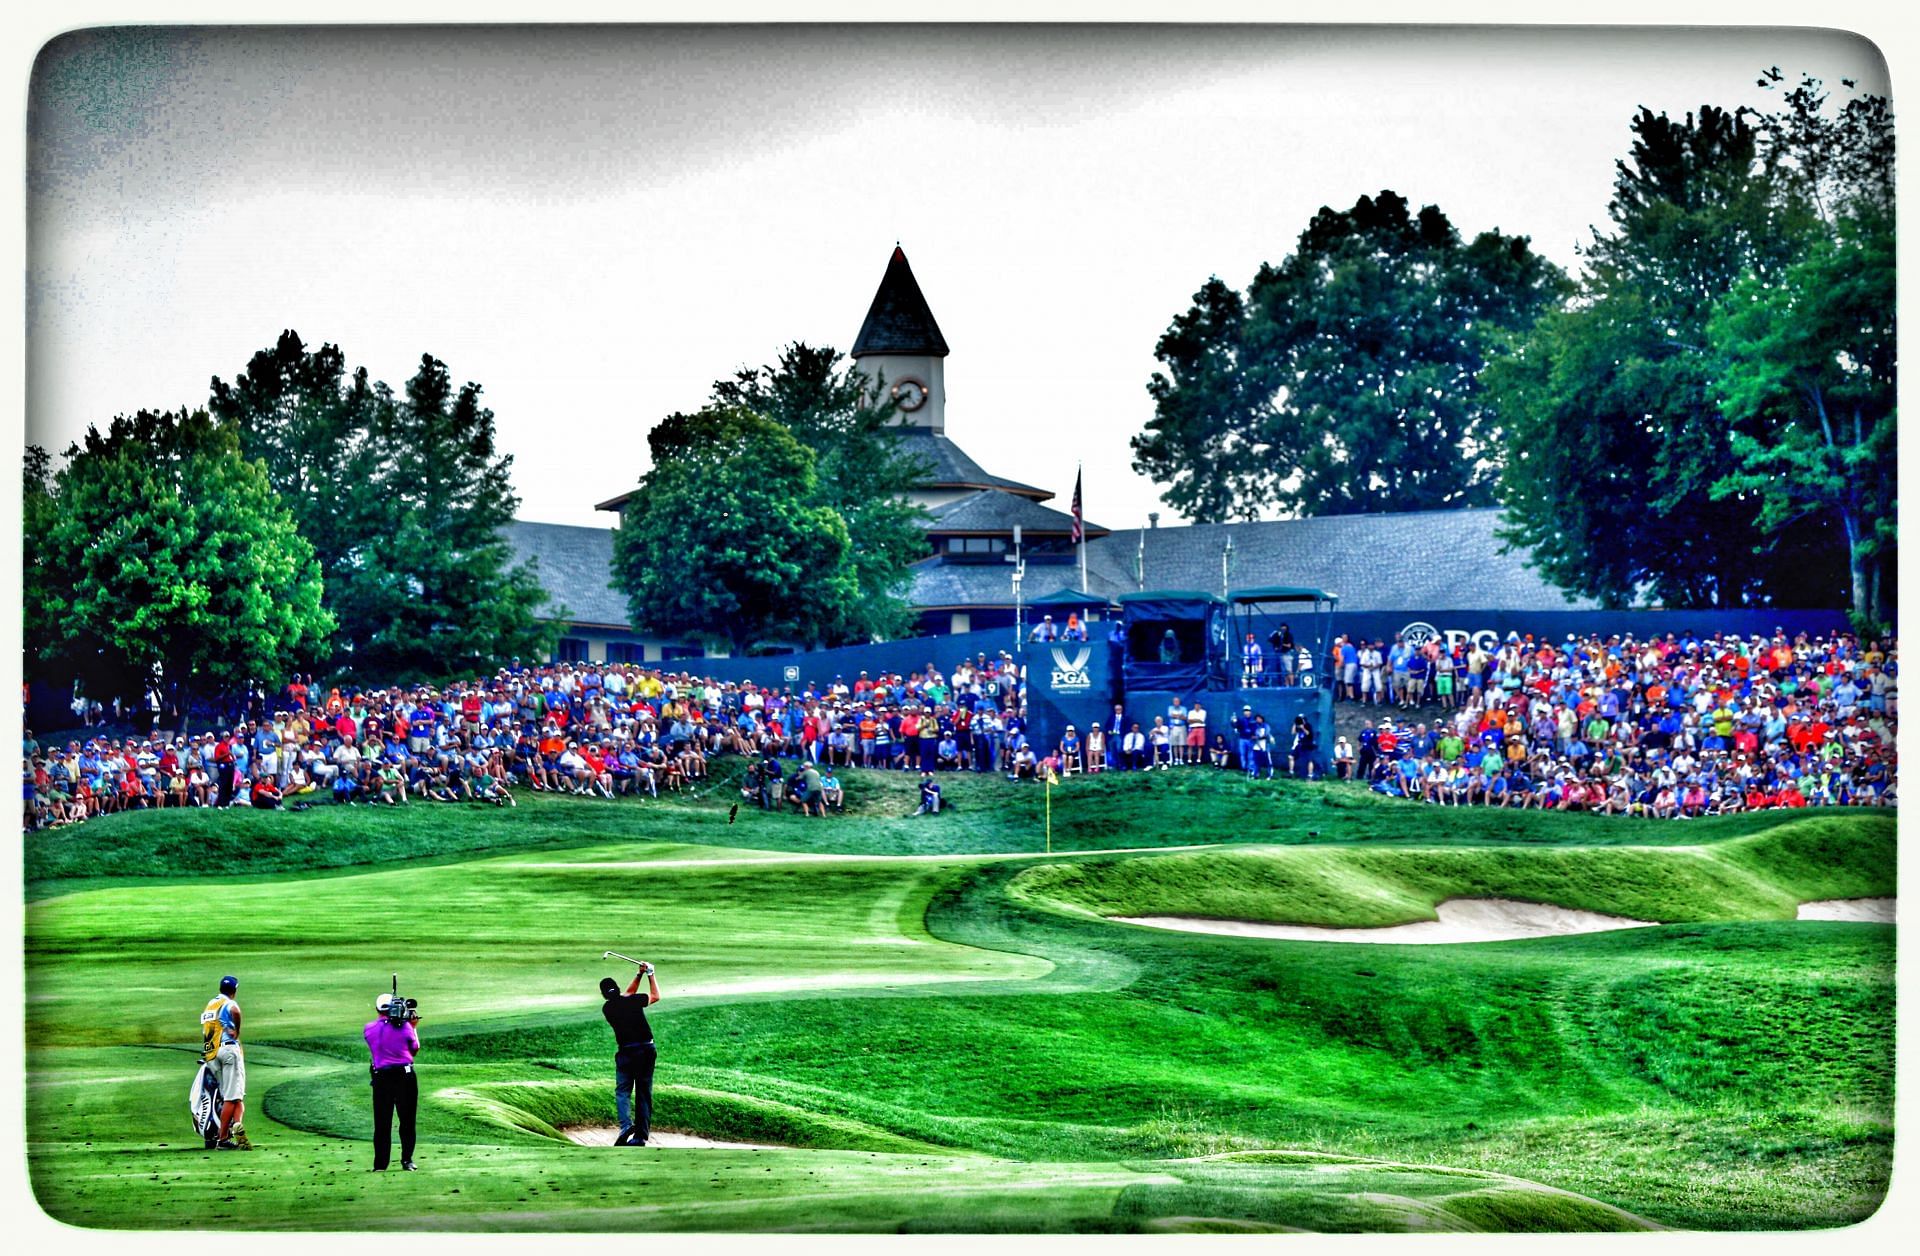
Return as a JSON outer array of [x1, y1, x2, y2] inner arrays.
[[199, 975, 251, 1150], [364, 993, 422, 1171], [601, 961, 662, 1146]]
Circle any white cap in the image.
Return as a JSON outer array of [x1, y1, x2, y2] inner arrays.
[[375, 993, 393, 1012]]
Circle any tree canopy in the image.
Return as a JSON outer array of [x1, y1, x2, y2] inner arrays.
[[712, 342, 929, 642], [1133, 191, 1567, 521], [1492, 78, 1891, 617], [210, 333, 559, 681], [25, 410, 332, 705], [611, 406, 859, 654], [1708, 72, 1897, 627]]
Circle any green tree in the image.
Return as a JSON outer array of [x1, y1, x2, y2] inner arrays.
[[611, 406, 858, 654], [1708, 73, 1896, 628], [209, 330, 380, 662], [712, 342, 928, 641], [1491, 103, 1845, 608], [347, 354, 559, 682], [211, 336, 559, 681], [30, 409, 331, 715], [1133, 191, 1567, 520]]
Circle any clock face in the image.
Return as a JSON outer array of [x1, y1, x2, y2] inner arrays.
[[891, 378, 928, 412]]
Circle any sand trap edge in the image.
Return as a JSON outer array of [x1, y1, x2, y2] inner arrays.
[[562, 1126, 791, 1149], [1113, 897, 1659, 945], [1797, 897, 1897, 923]]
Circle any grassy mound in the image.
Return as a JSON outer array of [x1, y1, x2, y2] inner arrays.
[[26, 767, 1845, 899], [1009, 813, 1896, 927], [439, 1077, 948, 1153]]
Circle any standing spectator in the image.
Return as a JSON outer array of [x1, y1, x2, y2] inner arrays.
[[1289, 715, 1318, 779], [1241, 633, 1264, 689], [1185, 701, 1207, 765]]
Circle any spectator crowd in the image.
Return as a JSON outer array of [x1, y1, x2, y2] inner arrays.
[[20, 627, 1895, 832], [1322, 628, 1897, 814]]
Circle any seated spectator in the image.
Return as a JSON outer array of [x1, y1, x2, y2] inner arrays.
[[250, 776, 283, 810], [915, 771, 942, 815]]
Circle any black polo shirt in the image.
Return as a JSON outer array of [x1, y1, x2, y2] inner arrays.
[[602, 993, 653, 1047]]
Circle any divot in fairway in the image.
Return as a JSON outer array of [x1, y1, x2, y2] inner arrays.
[[1115, 897, 1658, 944]]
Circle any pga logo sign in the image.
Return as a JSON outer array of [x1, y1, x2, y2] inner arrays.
[[1402, 621, 1502, 654], [1049, 644, 1093, 693]]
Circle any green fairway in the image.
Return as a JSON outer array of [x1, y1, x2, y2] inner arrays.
[[24, 776, 1895, 1231]]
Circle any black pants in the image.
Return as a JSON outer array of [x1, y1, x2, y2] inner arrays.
[[614, 1043, 657, 1144], [371, 1065, 418, 1168]]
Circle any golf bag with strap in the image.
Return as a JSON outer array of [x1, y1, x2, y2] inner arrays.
[[190, 1060, 223, 1144]]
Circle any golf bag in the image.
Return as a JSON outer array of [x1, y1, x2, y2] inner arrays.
[[190, 1060, 223, 1142]]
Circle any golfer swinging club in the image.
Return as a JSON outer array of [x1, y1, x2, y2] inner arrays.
[[600, 952, 662, 1147], [199, 975, 251, 1150]]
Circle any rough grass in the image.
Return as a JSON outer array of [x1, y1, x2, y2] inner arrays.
[[25, 764, 1846, 899]]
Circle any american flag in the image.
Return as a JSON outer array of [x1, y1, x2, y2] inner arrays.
[[1070, 467, 1084, 545]]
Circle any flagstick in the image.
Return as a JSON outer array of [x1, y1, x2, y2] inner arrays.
[[1045, 771, 1052, 854]]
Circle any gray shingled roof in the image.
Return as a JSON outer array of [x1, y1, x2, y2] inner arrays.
[[1085, 509, 1598, 613], [510, 507, 1590, 628], [928, 489, 1107, 536], [895, 429, 1051, 500], [502, 520, 630, 628], [909, 559, 1099, 610], [850, 246, 950, 358]]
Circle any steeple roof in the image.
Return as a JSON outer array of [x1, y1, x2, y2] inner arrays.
[[850, 246, 950, 358]]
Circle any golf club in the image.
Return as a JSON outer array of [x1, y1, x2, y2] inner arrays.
[[603, 951, 646, 969]]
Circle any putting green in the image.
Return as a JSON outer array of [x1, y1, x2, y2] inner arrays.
[[23, 780, 1896, 1231]]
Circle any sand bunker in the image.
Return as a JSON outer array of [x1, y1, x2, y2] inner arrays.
[[563, 1126, 789, 1150], [1797, 897, 1897, 923], [1115, 898, 1659, 944]]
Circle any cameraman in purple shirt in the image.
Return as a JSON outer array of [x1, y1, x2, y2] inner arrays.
[[364, 994, 422, 1171]]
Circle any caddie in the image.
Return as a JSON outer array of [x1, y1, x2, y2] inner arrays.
[[200, 975, 251, 1150]]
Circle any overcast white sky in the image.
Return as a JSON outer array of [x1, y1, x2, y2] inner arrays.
[[24, 22, 1891, 532]]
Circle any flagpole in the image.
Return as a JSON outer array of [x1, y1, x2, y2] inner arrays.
[[1045, 771, 1052, 854], [1075, 461, 1087, 594]]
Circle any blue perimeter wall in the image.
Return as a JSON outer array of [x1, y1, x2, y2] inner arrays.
[[696, 608, 1853, 694], [685, 608, 1851, 772]]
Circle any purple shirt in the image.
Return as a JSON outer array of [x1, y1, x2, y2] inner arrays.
[[364, 1018, 420, 1069]]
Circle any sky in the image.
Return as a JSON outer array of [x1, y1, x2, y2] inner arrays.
[[23, 22, 1892, 533]]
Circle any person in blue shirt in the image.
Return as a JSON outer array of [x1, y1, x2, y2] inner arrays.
[[1406, 651, 1430, 708], [1397, 755, 1421, 795], [1249, 715, 1274, 778], [1059, 726, 1082, 771], [1339, 638, 1360, 702], [1234, 706, 1258, 776]]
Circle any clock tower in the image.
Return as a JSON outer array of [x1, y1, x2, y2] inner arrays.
[[850, 245, 949, 434]]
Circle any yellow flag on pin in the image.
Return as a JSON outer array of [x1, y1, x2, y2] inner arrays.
[[1045, 765, 1059, 786]]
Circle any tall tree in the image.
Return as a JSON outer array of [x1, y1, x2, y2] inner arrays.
[[1708, 72, 1896, 627], [211, 335, 559, 681], [1492, 103, 1845, 608], [348, 354, 559, 682], [611, 406, 858, 654], [209, 330, 381, 661], [1133, 191, 1566, 520], [28, 410, 331, 713], [712, 342, 928, 642]]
